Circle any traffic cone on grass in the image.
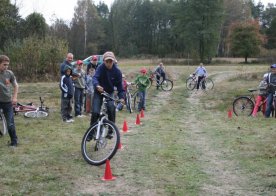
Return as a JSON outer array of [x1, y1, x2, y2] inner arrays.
[[228, 109, 232, 118], [118, 141, 124, 150], [122, 119, 128, 132], [102, 160, 116, 181], [135, 114, 141, 125], [140, 109, 144, 118]]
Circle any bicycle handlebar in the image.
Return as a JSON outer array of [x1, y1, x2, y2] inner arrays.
[[101, 92, 122, 103]]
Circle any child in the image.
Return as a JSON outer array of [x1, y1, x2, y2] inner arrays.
[[134, 68, 150, 111], [60, 65, 74, 123], [85, 67, 95, 113], [252, 73, 268, 117]]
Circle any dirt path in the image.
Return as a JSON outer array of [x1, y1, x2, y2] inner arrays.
[[184, 72, 256, 195]]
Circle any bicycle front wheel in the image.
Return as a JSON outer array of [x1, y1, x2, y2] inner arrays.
[[126, 92, 133, 113], [200, 78, 214, 90], [161, 79, 173, 91], [186, 77, 196, 90], [133, 92, 140, 111], [0, 112, 8, 136], [81, 119, 120, 166], [24, 110, 48, 118], [233, 96, 254, 116]]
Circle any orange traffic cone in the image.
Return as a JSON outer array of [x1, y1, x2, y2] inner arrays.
[[118, 141, 124, 150], [122, 119, 128, 132], [140, 109, 144, 118], [228, 109, 232, 118], [135, 114, 141, 125], [102, 160, 116, 181]]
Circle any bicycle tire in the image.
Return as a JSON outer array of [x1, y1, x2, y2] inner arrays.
[[186, 77, 196, 90], [81, 119, 120, 166], [24, 110, 48, 118], [233, 96, 254, 116], [126, 92, 133, 113], [0, 112, 8, 136], [200, 78, 214, 90], [133, 92, 140, 111], [161, 79, 173, 91]]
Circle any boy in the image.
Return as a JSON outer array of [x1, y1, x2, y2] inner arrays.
[[0, 55, 19, 147], [60, 65, 74, 123], [85, 67, 95, 113], [134, 68, 150, 111]]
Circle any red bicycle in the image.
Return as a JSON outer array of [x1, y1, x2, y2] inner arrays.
[[13, 97, 49, 118]]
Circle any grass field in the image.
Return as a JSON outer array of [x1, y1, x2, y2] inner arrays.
[[0, 63, 275, 195]]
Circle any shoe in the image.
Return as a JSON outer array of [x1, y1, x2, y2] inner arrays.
[[64, 119, 73, 123], [9, 141, 17, 147], [76, 115, 85, 118]]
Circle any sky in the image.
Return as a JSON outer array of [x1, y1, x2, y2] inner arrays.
[[11, 0, 274, 25], [11, 0, 114, 25]]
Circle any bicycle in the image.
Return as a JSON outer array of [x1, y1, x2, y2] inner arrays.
[[0, 109, 8, 136], [125, 83, 134, 113], [186, 73, 214, 91], [14, 97, 49, 118], [147, 70, 173, 91], [232, 88, 275, 117], [81, 92, 121, 166]]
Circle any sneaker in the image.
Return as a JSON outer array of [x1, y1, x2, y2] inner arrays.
[[9, 141, 17, 147], [76, 115, 85, 118], [64, 119, 73, 123]]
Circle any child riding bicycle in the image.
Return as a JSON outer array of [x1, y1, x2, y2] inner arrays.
[[194, 63, 207, 90]]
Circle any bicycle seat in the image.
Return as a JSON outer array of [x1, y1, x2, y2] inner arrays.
[[248, 89, 257, 92]]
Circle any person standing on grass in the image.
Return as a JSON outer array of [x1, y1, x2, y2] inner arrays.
[[86, 55, 100, 73], [60, 53, 74, 76], [134, 67, 151, 111], [73, 60, 86, 117], [194, 62, 207, 90], [85, 67, 95, 113], [90, 51, 124, 126], [154, 62, 166, 89], [0, 55, 19, 147], [252, 73, 268, 117], [265, 64, 276, 118], [60, 65, 74, 123]]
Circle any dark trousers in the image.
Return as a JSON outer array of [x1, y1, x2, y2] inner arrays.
[[74, 87, 84, 116], [0, 102, 17, 144]]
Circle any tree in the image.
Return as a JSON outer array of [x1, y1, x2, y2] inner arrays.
[[228, 20, 264, 63], [0, 0, 21, 50], [174, 0, 224, 62], [266, 17, 276, 49], [24, 12, 47, 38]]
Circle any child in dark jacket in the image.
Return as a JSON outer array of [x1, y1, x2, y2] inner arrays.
[[60, 65, 74, 122]]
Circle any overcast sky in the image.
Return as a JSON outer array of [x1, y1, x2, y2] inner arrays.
[[11, 0, 274, 25]]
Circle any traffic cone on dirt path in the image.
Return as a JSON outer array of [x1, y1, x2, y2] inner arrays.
[[118, 141, 124, 150], [140, 109, 144, 118], [135, 114, 141, 125], [102, 160, 116, 181], [122, 119, 128, 132], [228, 109, 232, 118]]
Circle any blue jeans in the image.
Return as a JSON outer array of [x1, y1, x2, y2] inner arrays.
[[74, 87, 84, 116], [0, 102, 18, 144], [265, 93, 273, 117], [138, 91, 146, 111], [90, 92, 116, 125]]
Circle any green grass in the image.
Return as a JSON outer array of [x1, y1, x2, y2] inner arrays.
[[0, 64, 275, 195]]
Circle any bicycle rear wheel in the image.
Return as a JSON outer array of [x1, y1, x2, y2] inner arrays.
[[233, 96, 254, 116], [161, 79, 173, 91], [0, 112, 8, 136], [24, 110, 48, 118], [81, 119, 120, 166], [200, 78, 214, 90], [186, 77, 196, 90]]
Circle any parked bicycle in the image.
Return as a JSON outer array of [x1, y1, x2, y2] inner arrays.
[[186, 73, 214, 91], [81, 92, 121, 166], [232, 88, 275, 117], [147, 69, 173, 91], [13, 97, 49, 118], [0, 109, 8, 136]]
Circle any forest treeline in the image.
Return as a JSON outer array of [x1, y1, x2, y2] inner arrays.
[[0, 0, 276, 81]]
